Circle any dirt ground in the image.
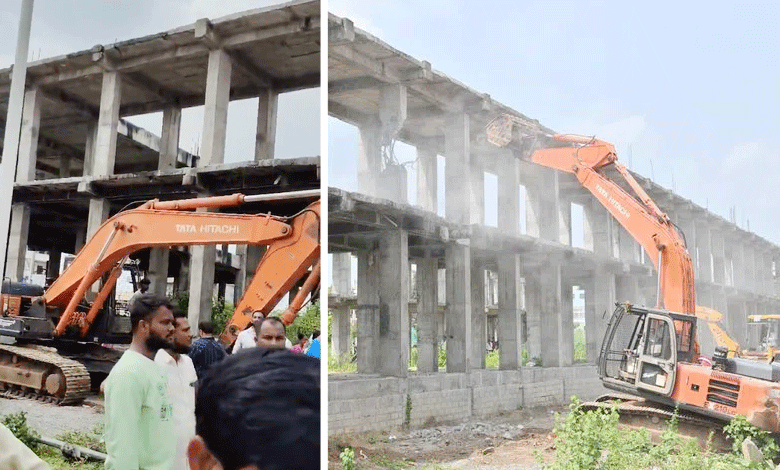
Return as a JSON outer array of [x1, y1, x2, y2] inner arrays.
[[0, 394, 104, 436], [328, 406, 565, 470]]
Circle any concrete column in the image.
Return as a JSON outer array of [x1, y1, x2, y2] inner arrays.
[[83, 123, 97, 177], [356, 247, 379, 373], [47, 250, 61, 278], [159, 105, 182, 170], [332, 253, 352, 297], [59, 156, 71, 178], [540, 263, 566, 367], [17, 86, 41, 182], [560, 278, 575, 365], [584, 198, 614, 256], [523, 272, 542, 362], [616, 275, 639, 305], [470, 162, 484, 225], [524, 167, 559, 241], [558, 197, 572, 246], [255, 88, 278, 160], [331, 305, 351, 356], [618, 227, 640, 264], [74, 226, 87, 253], [175, 250, 190, 294], [234, 245, 265, 304], [233, 246, 247, 305], [416, 257, 439, 373], [87, 198, 111, 239], [148, 248, 169, 296], [498, 254, 519, 369], [92, 71, 122, 177], [695, 222, 713, 283], [377, 230, 409, 377], [497, 153, 519, 236], [587, 272, 616, 362], [200, 49, 232, 166], [445, 243, 471, 372], [445, 113, 470, 225], [187, 243, 216, 333], [357, 124, 381, 197], [416, 145, 437, 212], [379, 84, 407, 144], [86, 198, 111, 294], [727, 299, 746, 348], [470, 260, 485, 369], [5, 204, 30, 281]]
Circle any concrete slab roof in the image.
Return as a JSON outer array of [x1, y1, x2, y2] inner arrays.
[[328, 13, 554, 155], [18, 156, 320, 253], [0, 0, 320, 177], [328, 12, 780, 256]]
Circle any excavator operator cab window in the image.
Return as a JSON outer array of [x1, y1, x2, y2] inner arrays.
[[673, 318, 696, 363], [644, 318, 672, 360]]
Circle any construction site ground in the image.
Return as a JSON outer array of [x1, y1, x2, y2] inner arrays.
[[0, 394, 104, 436], [328, 406, 563, 470]]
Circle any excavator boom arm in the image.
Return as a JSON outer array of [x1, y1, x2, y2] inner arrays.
[[530, 141, 695, 315], [44, 194, 320, 340]]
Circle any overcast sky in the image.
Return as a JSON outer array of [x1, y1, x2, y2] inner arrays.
[[328, 0, 780, 247], [0, 0, 320, 163]]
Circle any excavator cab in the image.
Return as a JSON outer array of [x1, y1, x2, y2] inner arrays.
[[599, 304, 696, 398]]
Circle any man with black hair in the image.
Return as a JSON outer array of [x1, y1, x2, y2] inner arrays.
[[187, 348, 320, 470], [103, 293, 176, 470], [255, 317, 289, 350], [188, 320, 227, 380], [129, 278, 151, 307], [155, 308, 198, 470]]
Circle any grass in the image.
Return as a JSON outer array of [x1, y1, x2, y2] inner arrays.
[[3, 412, 106, 470], [329, 351, 357, 373], [546, 397, 777, 469]]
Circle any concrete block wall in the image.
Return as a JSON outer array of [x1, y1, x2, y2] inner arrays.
[[329, 365, 607, 435]]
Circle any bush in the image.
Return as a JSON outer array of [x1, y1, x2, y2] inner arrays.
[[2, 412, 39, 452], [486, 349, 500, 369], [546, 397, 771, 470], [724, 415, 779, 461], [339, 447, 356, 470], [573, 325, 587, 362], [285, 301, 320, 344]]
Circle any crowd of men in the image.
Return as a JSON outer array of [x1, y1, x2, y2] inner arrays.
[[1, 292, 321, 470]]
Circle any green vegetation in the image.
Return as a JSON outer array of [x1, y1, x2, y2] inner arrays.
[[486, 349, 500, 369], [724, 415, 779, 461], [339, 447, 356, 470], [573, 325, 587, 363], [545, 397, 778, 470], [284, 301, 320, 344], [329, 351, 357, 372], [2, 412, 105, 470]]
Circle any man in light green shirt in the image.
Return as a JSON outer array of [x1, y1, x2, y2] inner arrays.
[[104, 293, 176, 470]]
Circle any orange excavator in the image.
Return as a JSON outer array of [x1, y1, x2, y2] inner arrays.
[[487, 115, 780, 434], [0, 190, 320, 404]]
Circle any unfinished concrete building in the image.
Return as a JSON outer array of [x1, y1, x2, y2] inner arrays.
[[2, 0, 321, 332], [327, 15, 780, 434]]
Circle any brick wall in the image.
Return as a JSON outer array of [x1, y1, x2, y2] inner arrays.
[[329, 365, 608, 435]]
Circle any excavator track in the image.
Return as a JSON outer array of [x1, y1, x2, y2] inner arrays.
[[582, 393, 731, 451], [0, 344, 91, 405]]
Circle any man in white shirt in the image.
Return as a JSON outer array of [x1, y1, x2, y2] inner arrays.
[[155, 308, 198, 470], [231, 310, 265, 354]]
